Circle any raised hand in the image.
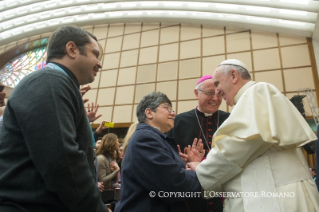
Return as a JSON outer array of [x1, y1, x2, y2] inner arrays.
[[177, 145, 188, 163], [184, 138, 205, 162], [86, 102, 102, 122], [80, 85, 91, 97], [95, 121, 109, 135]]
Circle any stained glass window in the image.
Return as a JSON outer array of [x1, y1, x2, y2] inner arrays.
[[0, 46, 47, 87]]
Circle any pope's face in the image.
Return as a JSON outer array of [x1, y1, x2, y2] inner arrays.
[[212, 67, 237, 107]]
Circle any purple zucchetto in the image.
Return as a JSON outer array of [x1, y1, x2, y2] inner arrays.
[[197, 75, 212, 85]]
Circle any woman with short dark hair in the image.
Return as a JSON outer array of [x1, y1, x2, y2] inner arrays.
[[115, 92, 202, 212]]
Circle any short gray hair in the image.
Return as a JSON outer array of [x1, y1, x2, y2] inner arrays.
[[218, 64, 251, 80], [136, 92, 172, 123], [195, 81, 204, 90]]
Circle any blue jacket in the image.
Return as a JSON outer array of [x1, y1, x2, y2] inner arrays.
[[115, 123, 201, 212]]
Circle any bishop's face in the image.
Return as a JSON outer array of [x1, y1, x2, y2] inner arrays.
[[195, 79, 222, 114]]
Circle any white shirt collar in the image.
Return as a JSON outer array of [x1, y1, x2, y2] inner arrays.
[[196, 106, 213, 116]]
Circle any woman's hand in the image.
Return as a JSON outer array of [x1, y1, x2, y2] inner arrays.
[[177, 145, 188, 163], [97, 182, 104, 192], [186, 162, 200, 171], [110, 161, 120, 171]]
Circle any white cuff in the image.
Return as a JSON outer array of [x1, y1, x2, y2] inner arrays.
[[196, 145, 242, 191]]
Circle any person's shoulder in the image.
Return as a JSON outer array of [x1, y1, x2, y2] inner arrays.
[[18, 67, 70, 88], [96, 154, 107, 161], [132, 125, 166, 147], [134, 126, 161, 139], [253, 82, 281, 94], [175, 109, 195, 120]]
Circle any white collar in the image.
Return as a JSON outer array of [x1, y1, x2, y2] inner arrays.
[[196, 106, 213, 117], [234, 81, 256, 105]]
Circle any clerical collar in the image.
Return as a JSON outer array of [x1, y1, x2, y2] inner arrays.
[[49, 62, 80, 88], [196, 106, 213, 117], [234, 81, 256, 105]]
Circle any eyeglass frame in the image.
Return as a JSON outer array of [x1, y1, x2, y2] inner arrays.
[[160, 105, 175, 114], [197, 89, 218, 97]]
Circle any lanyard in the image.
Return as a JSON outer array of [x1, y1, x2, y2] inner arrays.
[[46, 63, 68, 76]]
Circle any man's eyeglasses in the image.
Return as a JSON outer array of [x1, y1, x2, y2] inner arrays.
[[197, 89, 216, 97]]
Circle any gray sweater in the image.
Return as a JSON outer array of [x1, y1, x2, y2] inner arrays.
[[0, 64, 107, 212]]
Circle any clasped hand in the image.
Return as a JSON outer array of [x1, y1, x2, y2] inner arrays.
[[110, 161, 120, 172]]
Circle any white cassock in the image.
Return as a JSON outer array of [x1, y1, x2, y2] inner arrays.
[[196, 81, 319, 212]]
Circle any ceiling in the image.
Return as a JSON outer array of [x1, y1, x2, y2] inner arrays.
[[0, 0, 319, 46]]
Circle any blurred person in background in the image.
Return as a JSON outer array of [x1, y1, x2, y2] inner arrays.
[[310, 167, 316, 181], [96, 133, 121, 190], [95, 138, 102, 151], [122, 121, 139, 155], [0, 87, 6, 133]]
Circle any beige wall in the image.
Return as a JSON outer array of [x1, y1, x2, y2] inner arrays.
[[84, 23, 315, 124], [1, 23, 315, 124]]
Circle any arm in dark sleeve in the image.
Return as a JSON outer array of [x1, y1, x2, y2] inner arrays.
[[12, 74, 107, 212], [94, 130, 101, 141], [132, 131, 201, 202]]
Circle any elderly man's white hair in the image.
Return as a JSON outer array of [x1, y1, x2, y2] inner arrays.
[[217, 59, 251, 80]]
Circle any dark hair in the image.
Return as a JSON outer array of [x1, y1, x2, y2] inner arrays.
[[311, 167, 316, 172], [46, 25, 97, 62], [136, 91, 172, 123]]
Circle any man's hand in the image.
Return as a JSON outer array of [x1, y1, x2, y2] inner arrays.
[[97, 182, 104, 192], [184, 138, 205, 162], [86, 102, 102, 122], [80, 85, 91, 97]]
